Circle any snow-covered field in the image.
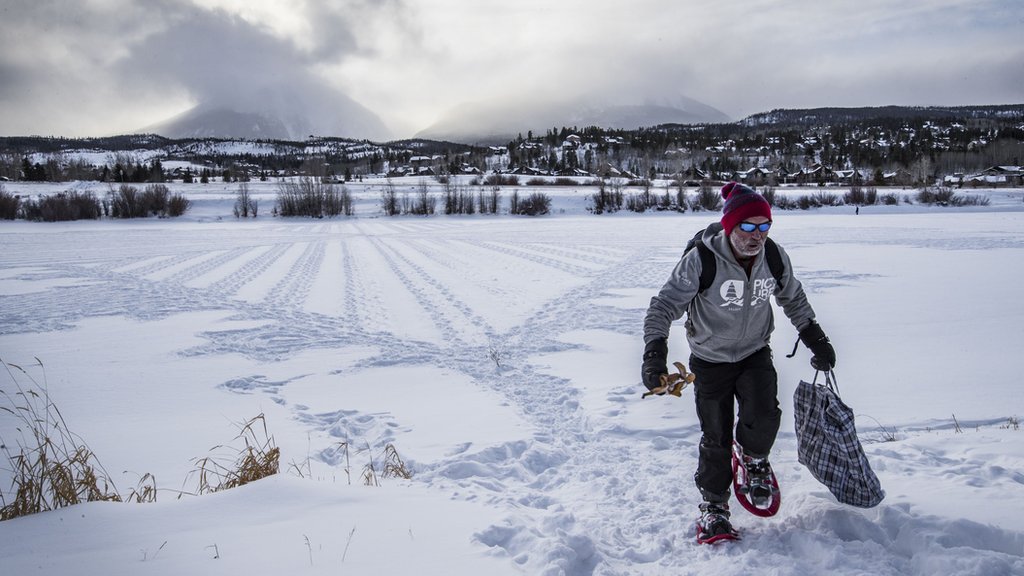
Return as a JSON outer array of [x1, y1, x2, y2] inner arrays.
[[2, 180, 1024, 575]]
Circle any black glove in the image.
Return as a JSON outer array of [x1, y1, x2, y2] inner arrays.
[[799, 322, 836, 371], [641, 338, 668, 391]]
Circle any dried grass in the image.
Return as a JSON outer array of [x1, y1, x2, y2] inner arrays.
[[3, 358, 413, 523], [127, 472, 158, 503], [1, 358, 122, 521], [381, 444, 412, 480], [186, 413, 280, 495], [360, 442, 412, 486]]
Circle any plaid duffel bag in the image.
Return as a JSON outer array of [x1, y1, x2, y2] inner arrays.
[[793, 372, 884, 508]]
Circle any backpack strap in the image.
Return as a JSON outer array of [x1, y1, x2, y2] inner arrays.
[[684, 225, 719, 294], [764, 238, 785, 291], [695, 240, 716, 294]]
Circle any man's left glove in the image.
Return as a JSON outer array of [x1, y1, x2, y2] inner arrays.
[[642, 338, 668, 391], [799, 322, 836, 371]]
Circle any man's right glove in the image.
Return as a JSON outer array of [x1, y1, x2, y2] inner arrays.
[[641, 337, 668, 392], [799, 322, 836, 371]]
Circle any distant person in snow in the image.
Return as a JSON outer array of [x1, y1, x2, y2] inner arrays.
[[641, 182, 836, 542]]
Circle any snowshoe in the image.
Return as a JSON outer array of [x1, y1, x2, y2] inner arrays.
[[696, 502, 740, 544], [731, 441, 781, 517]]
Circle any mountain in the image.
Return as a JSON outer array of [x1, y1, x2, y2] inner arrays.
[[140, 89, 392, 142], [417, 95, 731, 144]]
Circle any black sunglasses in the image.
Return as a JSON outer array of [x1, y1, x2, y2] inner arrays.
[[738, 221, 772, 233]]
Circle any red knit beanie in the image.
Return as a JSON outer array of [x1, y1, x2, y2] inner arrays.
[[720, 182, 772, 235]]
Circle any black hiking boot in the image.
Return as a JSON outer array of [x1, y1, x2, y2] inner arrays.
[[696, 501, 739, 544], [742, 454, 776, 508]]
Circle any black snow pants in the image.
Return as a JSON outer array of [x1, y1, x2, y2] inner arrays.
[[689, 346, 781, 503]]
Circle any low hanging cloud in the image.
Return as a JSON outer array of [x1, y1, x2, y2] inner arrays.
[[0, 0, 1021, 139], [0, 1, 390, 138]]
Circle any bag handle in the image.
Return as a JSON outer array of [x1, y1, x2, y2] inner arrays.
[[811, 369, 840, 396]]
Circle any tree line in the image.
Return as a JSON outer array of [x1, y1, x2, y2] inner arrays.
[[1, 105, 1021, 184]]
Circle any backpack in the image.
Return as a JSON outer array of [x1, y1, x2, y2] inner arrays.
[[684, 222, 786, 293]]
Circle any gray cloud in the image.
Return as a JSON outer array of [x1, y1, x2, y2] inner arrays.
[[0, 0, 1021, 138]]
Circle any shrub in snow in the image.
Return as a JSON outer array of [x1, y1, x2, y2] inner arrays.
[[0, 185, 17, 219], [20, 190, 102, 221], [510, 191, 551, 216], [277, 177, 352, 217]]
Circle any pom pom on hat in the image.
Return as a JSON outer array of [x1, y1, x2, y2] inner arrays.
[[720, 182, 772, 235]]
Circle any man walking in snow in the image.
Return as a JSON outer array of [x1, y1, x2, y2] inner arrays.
[[642, 182, 836, 543]]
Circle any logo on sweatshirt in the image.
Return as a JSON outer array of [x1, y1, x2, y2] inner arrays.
[[719, 280, 745, 307], [719, 277, 777, 308]]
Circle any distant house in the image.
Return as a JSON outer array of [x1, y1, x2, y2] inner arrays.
[[676, 166, 709, 181], [737, 167, 772, 185], [981, 166, 1023, 185], [882, 169, 913, 186], [834, 169, 873, 185], [511, 165, 547, 176], [409, 155, 436, 169], [796, 163, 835, 184], [557, 167, 590, 177], [596, 163, 637, 180]]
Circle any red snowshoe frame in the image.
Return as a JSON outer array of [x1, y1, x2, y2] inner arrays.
[[696, 524, 740, 545], [731, 441, 781, 517]]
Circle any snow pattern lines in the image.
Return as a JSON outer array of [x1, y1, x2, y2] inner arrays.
[[8, 216, 1019, 575]]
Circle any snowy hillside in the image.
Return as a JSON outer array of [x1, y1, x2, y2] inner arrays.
[[1, 180, 1023, 575], [418, 95, 731, 144]]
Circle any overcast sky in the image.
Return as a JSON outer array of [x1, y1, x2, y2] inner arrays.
[[1, 0, 1021, 139]]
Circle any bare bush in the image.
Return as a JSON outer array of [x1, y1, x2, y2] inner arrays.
[[915, 185, 990, 206], [21, 191, 102, 221], [109, 185, 143, 218], [691, 182, 722, 211], [510, 191, 551, 216], [626, 192, 653, 213], [813, 191, 840, 207], [107, 184, 187, 218], [484, 173, 519, 186], [0, 185, 18, 219], [141, 184, 170, 216], [166, 193, 191, 217], [478, 188, 501, 214], [380, 180, 399, 216], [277, 177, 351, 217], [233, 183, 258, 218], [845, 186, 880, 206], [774, 195, 798, 210], [845, 185, 868, 205], [444, 186, 476, 215], [590, 185, 623, 214], [408, 181, 436, 215]]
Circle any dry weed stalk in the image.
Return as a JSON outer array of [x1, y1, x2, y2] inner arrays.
[[361, 462, 378, 487], [1, 359, 122, 520], [360, 442, 412, 486], [127, 472, 158, 503], [381, 444, 412, 480], [187, 413, 280, 495]]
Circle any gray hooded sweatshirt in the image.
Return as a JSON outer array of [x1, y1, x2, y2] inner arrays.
[[644, 225, 817, 364]]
